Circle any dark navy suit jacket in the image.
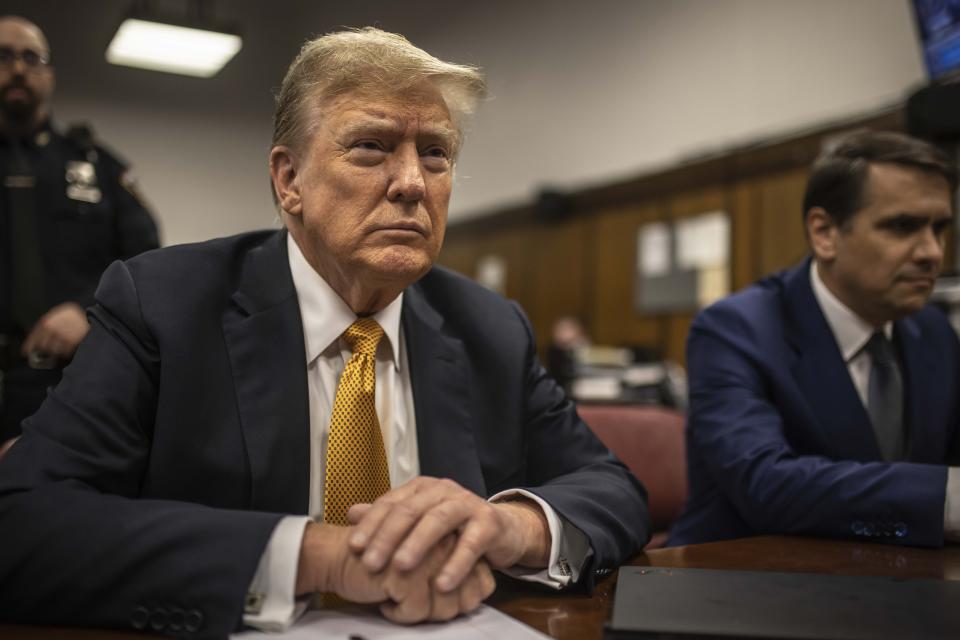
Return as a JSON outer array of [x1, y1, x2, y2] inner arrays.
[[0, 230, 649, 638], [669, 258, 960, 548]]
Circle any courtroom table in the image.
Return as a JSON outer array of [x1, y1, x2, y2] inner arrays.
[[4, 536, 960, 639], [491, 535, 960, 639]]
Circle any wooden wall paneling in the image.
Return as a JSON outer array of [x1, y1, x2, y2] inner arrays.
[[440, 226, 538, 318], [479, 226, 538, 311], [667, 187, 728, 221], [757, 168, 811, 276], [441, 107, 911, 369], [438, 235, 480, 278], [591, 203, 665, 351], [527, 218, 589, 349], [664, 186, 728, 366], [730, 180, 760, 291]]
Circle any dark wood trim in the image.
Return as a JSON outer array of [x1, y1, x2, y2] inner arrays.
[[446, 106, 905, 238]]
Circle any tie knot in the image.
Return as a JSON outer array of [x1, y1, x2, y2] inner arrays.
[[344, 318, 384, 357], [865, 331, 896, 366]]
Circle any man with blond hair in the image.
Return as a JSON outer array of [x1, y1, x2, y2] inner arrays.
[[0, 28, 648, 637]]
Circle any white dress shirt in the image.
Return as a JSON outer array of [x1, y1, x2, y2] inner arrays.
[[243, 235, 590, 630], [809, 261, 960, 542]]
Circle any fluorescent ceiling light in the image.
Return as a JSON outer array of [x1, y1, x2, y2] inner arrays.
[[106, 18, 241, 78]]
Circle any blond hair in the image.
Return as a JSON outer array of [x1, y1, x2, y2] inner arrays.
[[272, 27, 486, 157]]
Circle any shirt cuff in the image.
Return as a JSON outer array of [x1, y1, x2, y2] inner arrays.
[[945, 467, 960, 542], [489, 488, 593, 589], [242, 516, 311, 631]]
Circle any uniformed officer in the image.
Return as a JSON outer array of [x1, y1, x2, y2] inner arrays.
[[0, 16, 159, 447]]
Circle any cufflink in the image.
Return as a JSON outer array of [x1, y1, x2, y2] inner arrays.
[[244, 592, 265, 615]]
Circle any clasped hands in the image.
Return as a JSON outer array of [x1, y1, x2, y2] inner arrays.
[[296, 477, 551, 623]]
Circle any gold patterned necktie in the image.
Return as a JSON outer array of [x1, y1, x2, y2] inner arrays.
[[322, 317, 391, 526]]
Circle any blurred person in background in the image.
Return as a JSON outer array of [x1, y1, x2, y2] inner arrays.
[[0, 16, 159, 450], [546, 315, 590, 390]]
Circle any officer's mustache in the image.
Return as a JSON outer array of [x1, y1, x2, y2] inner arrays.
[[0, 78, 36, 104], [0, 78, 37, 123]]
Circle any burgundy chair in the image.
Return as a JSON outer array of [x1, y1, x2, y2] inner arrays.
[[577, 403, 687, 549]]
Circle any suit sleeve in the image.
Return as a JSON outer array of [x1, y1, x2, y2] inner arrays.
[[0, 261, 282, 637], [507, 302, 651, 586], [686, 309, 949, 547]]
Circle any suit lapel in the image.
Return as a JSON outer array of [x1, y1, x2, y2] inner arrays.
[[783, 260, 881, 461], [222, 231, 311, 513], [402, 280, 486, 496]]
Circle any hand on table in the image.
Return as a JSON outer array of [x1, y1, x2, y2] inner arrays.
[[345, 477, 552, 594], [296, 522, 495, 623], [22, 303, 89, 360]]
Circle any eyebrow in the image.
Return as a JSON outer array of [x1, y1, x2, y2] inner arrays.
[[338, 116, 458, 146], [875, 211, 954, 225]]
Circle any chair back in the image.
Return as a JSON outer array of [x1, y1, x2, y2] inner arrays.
[[578, 403, 687, 547]]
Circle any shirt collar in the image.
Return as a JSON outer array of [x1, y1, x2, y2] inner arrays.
[[809, 260, 892, 362], [287, 234, 403, 370]]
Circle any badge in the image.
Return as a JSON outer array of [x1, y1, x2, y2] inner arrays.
[[65, 160, 102, 204]]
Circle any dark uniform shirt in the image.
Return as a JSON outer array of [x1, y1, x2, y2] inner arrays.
[[0, 119, 158, 332], [0, 119, 159, 439]]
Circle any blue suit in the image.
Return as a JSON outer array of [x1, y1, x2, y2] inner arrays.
[[669, 258, 960, 547], [0, 230, 648, 637]]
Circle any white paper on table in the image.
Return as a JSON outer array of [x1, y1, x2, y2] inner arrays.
[[231, 604, 550, 640]]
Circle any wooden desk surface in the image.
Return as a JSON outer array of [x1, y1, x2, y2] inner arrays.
[[4, 536, 959, 639], [492, 535, 960, 639]]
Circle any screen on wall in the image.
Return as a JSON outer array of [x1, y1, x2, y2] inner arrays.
[[913, 0, 960, 81]]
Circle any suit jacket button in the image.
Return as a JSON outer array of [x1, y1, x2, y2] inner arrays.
[[149, 607, 168, 631], [894, 522, 908, 538], [185, 609, 204, 633], [130, 606, 149, 630], [851, 520, 865, 535], [168, 607, 185, 632]]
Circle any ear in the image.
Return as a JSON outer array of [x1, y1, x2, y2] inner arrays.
[[806, 207, 839, 262], [269, 146, 302, 216]]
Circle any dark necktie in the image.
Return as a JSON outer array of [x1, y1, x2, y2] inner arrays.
[[865, 332, 904, 461], [5, 136, 45, 332]]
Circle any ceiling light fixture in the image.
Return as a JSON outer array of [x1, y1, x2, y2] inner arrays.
[[106, 1, 241, 78]]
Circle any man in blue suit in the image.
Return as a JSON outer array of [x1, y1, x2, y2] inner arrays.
[[670, 130, 960, 548], [0, 28, 648, 637]]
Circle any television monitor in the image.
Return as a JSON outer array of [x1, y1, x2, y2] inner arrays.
[[913, 0, 960, 81]]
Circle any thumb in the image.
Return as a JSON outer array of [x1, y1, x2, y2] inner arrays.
[[347, 502, 373, 525]]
